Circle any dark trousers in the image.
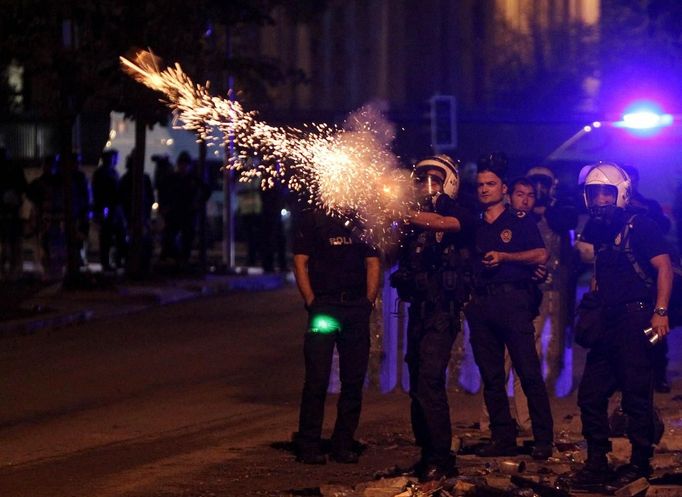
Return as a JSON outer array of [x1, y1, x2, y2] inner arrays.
[[297, 298, 371, 453], [406, 300, 459, 466], [652, 336, 669, 385], [578, 308, 655, 461], [162, 215, 196, 263], [98, 212, 126, 269], [466, 288, 554, 444]]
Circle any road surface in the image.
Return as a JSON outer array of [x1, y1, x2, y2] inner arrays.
[[1, 285, 679, 496]]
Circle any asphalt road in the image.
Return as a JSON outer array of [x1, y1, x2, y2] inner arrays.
[[1, 286, 424, 497], [1, 285, 680, 497], [0, 286, 300, 495]]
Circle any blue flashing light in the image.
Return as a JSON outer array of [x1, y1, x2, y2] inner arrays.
[[616, 111, 674, 130], [613, 100, 674, 133]]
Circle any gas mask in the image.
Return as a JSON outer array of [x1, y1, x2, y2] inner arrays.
[[586, 184, 625, 235], [529, 175, 553, 207]]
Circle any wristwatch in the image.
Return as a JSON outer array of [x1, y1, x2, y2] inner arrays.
[[654, 307, 668, 317]]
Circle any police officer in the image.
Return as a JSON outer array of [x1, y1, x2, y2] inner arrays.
[[292, 208, 380, 465], [393, 154, 474, 481], [570, 163, 672, 491], [622, 164, 672, 393], [465, 154, 554, 460], [479, 177, 540, 436]]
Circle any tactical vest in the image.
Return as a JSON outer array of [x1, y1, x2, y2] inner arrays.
[[391, 226, 469, 304]]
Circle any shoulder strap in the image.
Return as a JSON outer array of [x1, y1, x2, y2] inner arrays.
[[622, 214, 655, 287]]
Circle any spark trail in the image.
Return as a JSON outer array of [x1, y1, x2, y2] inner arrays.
[[120, 50, 413, 247]]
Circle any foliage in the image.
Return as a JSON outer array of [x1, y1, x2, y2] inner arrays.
[[0, 0, 320, 125]]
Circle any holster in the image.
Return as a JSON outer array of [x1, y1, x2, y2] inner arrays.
[[389, 268, 417, 302], [574, 291, 605, 348]]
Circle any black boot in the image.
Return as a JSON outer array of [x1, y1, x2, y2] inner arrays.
[[418, 453, 458, 482], [295, 447, 326, 464], [475, 439, 518, 457], [293, 433, 326, 465], [569, 443, 613, 492], [608, 463, 652, 489], [608, 445, 653, 489]]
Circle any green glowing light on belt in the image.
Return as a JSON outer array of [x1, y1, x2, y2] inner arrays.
[[309, 314, 340, 334]]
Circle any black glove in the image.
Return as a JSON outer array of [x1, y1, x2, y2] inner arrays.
[[418, 195, 435, 212]]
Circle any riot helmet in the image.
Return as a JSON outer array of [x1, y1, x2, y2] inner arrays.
[[583, 162, 631, 208], [583, 162, 631, 225], [413, 154, 460, 199], [526, 166, 557, 206]]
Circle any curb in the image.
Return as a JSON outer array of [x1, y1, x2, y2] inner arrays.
[[0, 273, 288, 336], [0, 309, 95, 335]]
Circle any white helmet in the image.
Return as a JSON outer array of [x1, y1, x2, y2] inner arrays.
[[414, 154, 460, 198], [582, 162, 632, 209], [526, 166, 556, 182]]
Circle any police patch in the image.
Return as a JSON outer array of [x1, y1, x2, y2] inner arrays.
[[329, 236, 352, 246], [500, 229, 512, 243]]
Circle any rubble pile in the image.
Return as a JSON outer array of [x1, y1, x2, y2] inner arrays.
[[309, 427, 682, 497]]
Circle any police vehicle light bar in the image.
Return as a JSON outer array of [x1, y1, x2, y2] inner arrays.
[[615, 111, 674, 130]]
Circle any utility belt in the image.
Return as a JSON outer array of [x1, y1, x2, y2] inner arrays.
[[604, 300, 652, 318], [390, 267, 469, 303], [315, 290, 365, 303], [473, 280, 534, 297], [410, 298, 462, 320]]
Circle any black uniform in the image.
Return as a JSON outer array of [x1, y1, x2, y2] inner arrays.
[[393, 194, 474, 470], [293, 210, 377, 455], [578, 213, 668, 465], [629, 192, 672, 391], [465, 206, 554, 446]]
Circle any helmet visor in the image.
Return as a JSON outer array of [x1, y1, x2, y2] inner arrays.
[[528, 175, 553, 204], [414, 172, 444, 196], [528, 174, 553, 189], [585, 184, 618, 207]]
